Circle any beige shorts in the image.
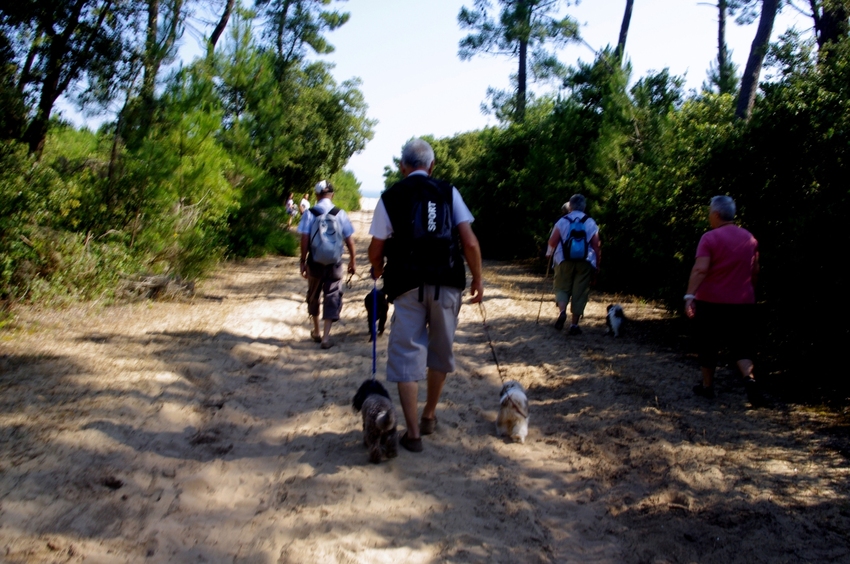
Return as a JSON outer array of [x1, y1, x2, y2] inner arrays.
[[386, 286, 462, 382]]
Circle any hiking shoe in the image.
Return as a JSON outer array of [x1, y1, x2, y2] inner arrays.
[[693, 383, 715, 399], [399, 432, 423, 453], [420, 417, 437, 435], [554, 311, 567, 330], [745, 379, 766, 407], [568, 325, 582, 336]]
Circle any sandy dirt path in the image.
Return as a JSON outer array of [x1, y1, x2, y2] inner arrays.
[[1, 210, 848, 563]]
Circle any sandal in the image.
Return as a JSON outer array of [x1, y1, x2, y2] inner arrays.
[[399, 432, 423, 453], [420, 416, 437, 435], [320, 339, 334, 349], [309, 331, 321, 343]]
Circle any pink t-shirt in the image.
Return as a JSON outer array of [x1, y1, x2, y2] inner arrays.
[[695, 225, 758, 304]]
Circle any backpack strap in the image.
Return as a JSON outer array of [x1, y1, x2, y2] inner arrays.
[[309, 206, 341, 217], [559, 215, 572, 246]]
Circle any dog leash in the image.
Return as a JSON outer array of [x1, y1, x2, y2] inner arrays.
[[536, 254, 552, 324], [346, 271, 368, 289], [477, 301, 506, 383], [371, 277, 378, 380]]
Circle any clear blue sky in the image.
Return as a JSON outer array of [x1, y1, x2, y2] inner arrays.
[[314, 0, 810, 197], [59, 0, 811, 198]]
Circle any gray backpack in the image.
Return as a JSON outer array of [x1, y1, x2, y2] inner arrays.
[[308, 206, 344, 265]]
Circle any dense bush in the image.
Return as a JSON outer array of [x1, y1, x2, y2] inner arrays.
[[0, 6, 373, 303], [408, 37, 849, 393], [0, 138, 143, 303]]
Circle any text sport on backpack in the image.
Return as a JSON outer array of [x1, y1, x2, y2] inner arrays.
[[308, 206, 344, 265], [560, 214, 590, 261], [407, 181, 460, 290]]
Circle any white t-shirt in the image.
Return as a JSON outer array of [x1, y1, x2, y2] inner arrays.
[[297, 198, 355, 239], [551, 210, 599, 267], [369, 172, 474, 240]]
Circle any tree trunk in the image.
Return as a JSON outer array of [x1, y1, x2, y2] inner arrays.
[[514, 0, 530, 121], [208, 0, 235, 52], [517, 38, 527, 121], [718, 0, 730, 90], [141, 0, 184, 105], [809, 0, 823, 43], [141, 0, 160, 107], [735, 0, 779, 120], [616, 0, 635, 62], [814, 0, 850, 50], [22, 0, 88, 155], [17, 26, 42, 95]]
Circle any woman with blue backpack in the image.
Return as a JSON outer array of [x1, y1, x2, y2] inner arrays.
[[545, 194, 601, 335]]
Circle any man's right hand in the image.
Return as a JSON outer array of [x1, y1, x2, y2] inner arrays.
[[468, 278, 483, 304]]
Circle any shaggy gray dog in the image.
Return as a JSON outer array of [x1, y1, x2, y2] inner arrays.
[[352, 379, 398, 463]]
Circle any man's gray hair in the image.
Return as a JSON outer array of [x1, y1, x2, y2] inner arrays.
[[401, 138, 435, 170], [568, 194, 587, 213], [710, 195, 736, 221]]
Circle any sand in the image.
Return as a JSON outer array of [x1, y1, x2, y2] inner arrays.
[[1, 210, 848, 563]]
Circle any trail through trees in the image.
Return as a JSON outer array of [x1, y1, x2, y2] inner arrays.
[[0, 211, 848, 562]]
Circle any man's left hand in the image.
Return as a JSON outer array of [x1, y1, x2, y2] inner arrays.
[[347, 260, 356, 275]]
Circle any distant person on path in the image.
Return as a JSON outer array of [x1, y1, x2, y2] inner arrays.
[[285, 192, 296, 228], [299, 192, 311, 215], [685, 195, 762, 405], [298, 180, 356, 349], [546, 194, 601, 335], [368, 138, 483, 453]]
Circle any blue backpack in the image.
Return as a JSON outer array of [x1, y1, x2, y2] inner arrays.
[[560, 214, 590, 261]]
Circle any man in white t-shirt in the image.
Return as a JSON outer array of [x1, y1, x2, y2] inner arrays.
[[546, 194, 601, 335], [368, 138, 483, 453], [297, 181, 356, 349]]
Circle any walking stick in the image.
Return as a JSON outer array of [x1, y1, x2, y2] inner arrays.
[[536, 254, 552, 324]]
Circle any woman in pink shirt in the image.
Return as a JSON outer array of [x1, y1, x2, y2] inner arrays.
[[684, 196, 762, 406]]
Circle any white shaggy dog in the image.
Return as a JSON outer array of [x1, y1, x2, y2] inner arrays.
[[496, 380, 529, 444]]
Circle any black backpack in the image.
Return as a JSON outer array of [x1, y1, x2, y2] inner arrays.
[[382, 176, 464, 301]]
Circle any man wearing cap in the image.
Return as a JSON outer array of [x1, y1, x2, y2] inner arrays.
[[297, 180, 356, 349]]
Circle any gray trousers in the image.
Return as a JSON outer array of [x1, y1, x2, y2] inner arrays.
[[306, 260, 344, 321]]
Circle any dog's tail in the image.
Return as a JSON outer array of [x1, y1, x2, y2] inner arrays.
[[375, 410, 395, 432]]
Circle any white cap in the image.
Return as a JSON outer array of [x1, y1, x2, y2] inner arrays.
[[315, 180, 332, 194]]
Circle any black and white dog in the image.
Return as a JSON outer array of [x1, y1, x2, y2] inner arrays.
[[364, 287, 389, 341], [606, 304, 625, 338], [352, 379, 398, 463]]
